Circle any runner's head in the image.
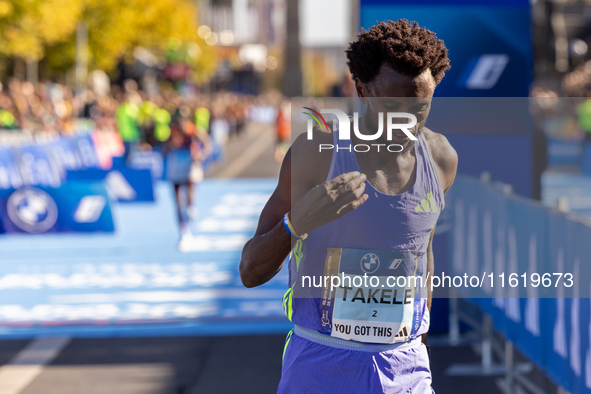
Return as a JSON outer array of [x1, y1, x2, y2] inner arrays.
[[346, 19, 450, 99], [346, 19, 450, 146]]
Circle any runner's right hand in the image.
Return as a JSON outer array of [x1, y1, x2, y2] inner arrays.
[[289, 171, 368, 236]]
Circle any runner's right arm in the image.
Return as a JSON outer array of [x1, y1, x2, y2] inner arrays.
[[239, 134, 368, 288], [239, 148, 293, 288]]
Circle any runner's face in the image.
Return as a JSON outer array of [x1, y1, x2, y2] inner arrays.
[[355, 66, 436, 144]]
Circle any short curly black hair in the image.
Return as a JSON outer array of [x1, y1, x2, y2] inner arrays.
[[346, 19, 450, 85]]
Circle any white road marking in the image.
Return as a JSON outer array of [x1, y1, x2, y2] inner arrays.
[[0, 336, 70, 394], [178, 234, 249, 252], [196, 218, 258, 232], [50, 288, 286, 304]]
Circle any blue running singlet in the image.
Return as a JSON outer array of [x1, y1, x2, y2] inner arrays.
[[279, 124, 444, 394]]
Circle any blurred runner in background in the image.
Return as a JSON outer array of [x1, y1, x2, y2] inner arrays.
[[166, 104, 211, 249]]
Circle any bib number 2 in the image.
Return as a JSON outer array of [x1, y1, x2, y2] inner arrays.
[[320, 248, 425, 344]]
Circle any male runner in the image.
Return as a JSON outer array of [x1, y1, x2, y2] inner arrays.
[[240, 19, 458, 393]]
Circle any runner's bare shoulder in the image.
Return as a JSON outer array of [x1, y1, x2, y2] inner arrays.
[[289, 123, 334, 193], [422, 127, 458, 191]]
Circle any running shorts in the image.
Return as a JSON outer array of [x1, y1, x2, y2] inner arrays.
[[278, 327, 434, 394]]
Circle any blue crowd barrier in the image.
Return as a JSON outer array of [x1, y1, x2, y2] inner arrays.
[[66, 167, 154, 203], [0, 133, 126, 232], [548, 138, 582, 167], [448, 175, 591, 393], [0, 133, 101, 190], [126, 143, 222, 181], [127, 148, 164, 180], [0, 129, 230, 235], [0, 181, 114, 234]]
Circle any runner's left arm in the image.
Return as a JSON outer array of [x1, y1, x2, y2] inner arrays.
[[422, 227, 436, 345], [422, 130, 459, 345]]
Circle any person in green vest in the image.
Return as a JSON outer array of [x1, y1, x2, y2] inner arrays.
[[154, 107, 171, 143], [115, 92, 142, 160], [139, 99, 158, 147], [578, 98, 591, 142], [0, 109, 17, 129], [195, 105, 210, 135]]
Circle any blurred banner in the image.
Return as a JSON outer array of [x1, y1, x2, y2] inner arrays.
[[448, 175, 591, 394], [360, 0, 534, 200], [0, 182, 114, 234], [360, 0, 531, 97], [127, 149, 164, 180], [0, 133, 102, 190], [67, 168, 154, 203], [0, 132, 124, 233]]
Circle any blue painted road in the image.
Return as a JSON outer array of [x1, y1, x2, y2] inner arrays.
[[0, 179, 292, 338]]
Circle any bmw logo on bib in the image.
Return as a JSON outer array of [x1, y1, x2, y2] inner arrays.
[[7, 187, 58, 233], [360, 253, 380, 274]]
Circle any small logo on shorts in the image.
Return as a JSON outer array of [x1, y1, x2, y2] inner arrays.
[[361, 253, 380, 274]]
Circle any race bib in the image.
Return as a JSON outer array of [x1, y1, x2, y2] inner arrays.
[[319, 248, 426, 344]]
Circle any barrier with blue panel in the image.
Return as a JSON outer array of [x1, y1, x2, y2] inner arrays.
[[549, 138, 583, 167], [582, 143, 591, 176], [66, 167, 154, 203], [0, 130, 219, 233], [0, 134, 101, 190], [360, 0, 531, 98], [0, 133, 119, 234], [0, 182, 114, 234], [448, 175, 591, 394]]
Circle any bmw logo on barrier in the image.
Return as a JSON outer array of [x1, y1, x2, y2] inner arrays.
[[361, 253, 380, 274], [7, 187, 58, 233]]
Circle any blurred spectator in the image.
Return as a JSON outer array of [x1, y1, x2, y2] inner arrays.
[[0, 76, 292, 182], [195, 99, 211, 135], [210, 104, 230, 147], [275, 99, 291, 162], [116, 80, 143, 160], [578, 98, 591, 142]]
